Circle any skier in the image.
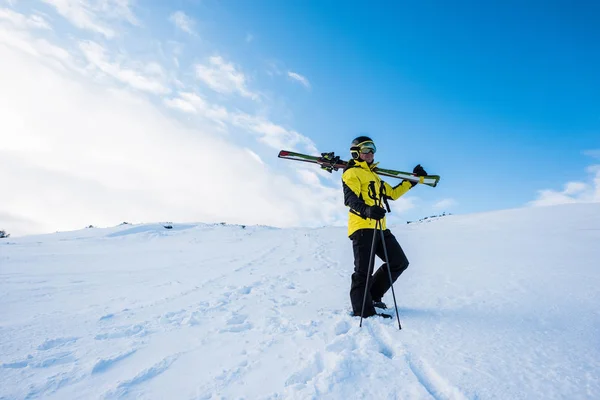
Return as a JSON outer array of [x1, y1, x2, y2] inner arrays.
[[342, 136, 428, 318]]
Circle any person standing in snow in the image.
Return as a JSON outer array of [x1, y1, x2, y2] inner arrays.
[[342, 136, 428, 318]]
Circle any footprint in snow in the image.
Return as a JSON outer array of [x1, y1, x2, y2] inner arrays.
[[2, 351, 76, 369], [34, 351, 76, 368], [219, 313, 252, 333], [237, 286, 253, 295], [37, 337, 78, 350], [334, 320, 351, 336], [326, 334, 357, 353], [160, 310, 187, 326], [92, 349, 137, 374], [270, 295, 299, 307], [2, 355, 33, 369], [184, 311, 202, 326], [227, 314, 248, 325], [95, 324, 148, 340], [285, 352, 324, 386], [237, 280, 264, 295]]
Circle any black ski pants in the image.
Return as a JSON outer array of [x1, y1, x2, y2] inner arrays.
[[349, 228, 409, 317]]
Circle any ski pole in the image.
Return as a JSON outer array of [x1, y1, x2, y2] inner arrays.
[[376, 181, 401, 329], [378, 219, 402, 330], [359, 221, 380, 328], [359, 182, 402, 329]]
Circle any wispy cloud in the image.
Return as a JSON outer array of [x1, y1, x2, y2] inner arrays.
[[163, 97, 197, 114], [164, 91, 317, 152], [0, 8, 51, 29], [195, 55, 258, 100], [287, 71, 311, 89], [169, 11, 195, 35], [231, 113, 317, 151], [0, 18, 77, 72], [265, 59, 283, 77], [41, 0, 137, 38], [164, 91, 229, 127], [79, 40, 170, 94], [529, 165, 600, 206], [583, 149, 600, 159]]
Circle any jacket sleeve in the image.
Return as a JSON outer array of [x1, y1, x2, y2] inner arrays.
[[384, 179, 413, 201], [342, 170, 367, 216]]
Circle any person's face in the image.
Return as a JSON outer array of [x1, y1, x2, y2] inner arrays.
[[359, 149, 374, 163]]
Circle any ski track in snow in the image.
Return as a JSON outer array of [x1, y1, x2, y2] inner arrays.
[[2, 206, 600, 399]]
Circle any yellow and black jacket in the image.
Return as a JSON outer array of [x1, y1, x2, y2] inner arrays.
[[342, 159, 414, 237]]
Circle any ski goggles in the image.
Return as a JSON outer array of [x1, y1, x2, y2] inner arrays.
[[358, 141, 376, 154]]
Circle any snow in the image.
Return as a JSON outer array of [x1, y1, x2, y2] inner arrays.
[[1, 203, 599, 399]]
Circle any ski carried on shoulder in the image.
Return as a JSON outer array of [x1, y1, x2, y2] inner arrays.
[[278, 150, 441, 187]]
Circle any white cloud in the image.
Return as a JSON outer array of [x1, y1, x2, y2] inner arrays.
[[163, 96, 197, 114], [0, 8, 51, 29], [98, 0, 137, 24], [563, 181, 587, 196], [0, 23, 79, 72], [0, 3, 337, 235], [296, 169, 321, 186], [169, 11, 195, 35], [0, 43, 342, 236], [164, 91, 229, 126], [41, 0, 137, 38], [79, 40, 170, 94], [164, 91, 318, 152], [288, 71, 311, 89], [432, 198, 457, 210], [583, 149, 600, 159], [195, 56, 258, 100], [529, 165, 600, 207], [144, 62, 165, 77], [230, 113, 317, 152]]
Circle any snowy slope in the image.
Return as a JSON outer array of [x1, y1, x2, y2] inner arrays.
[[1, 204, 599, 399]]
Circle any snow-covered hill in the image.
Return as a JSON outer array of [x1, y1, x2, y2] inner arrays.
[[1, 204, 599, 399]]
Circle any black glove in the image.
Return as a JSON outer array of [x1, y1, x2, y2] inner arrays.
[[364, 205, 386, 220], [413, 164, 428, 177]]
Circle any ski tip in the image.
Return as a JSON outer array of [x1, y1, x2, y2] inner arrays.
[[278, 150, 290, 157]]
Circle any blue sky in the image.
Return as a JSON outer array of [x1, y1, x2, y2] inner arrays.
[[197, 0, 600, 212], [1, 0, 599, 235]]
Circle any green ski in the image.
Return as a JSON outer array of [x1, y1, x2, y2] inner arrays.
[[278, 150, 440, 187]]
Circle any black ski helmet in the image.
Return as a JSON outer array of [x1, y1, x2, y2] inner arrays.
[[350, 135, 375, 159]]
